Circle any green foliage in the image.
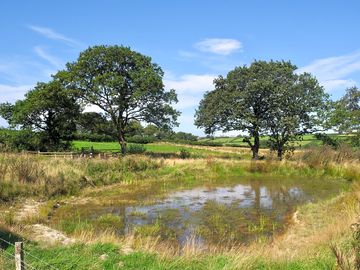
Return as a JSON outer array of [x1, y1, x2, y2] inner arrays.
[[0, 128, 45, 151], [329, 86, 360, 133], [60, 45, 179, 154], [195, 60, 328, 160], [73, 132, 115, 142], [0, 80, 80, 150], [76, 112, 117, 140], [179, 148, 191, 159], [127, 143, 147, 154], [127, 135, 155, 144], [314, 133, 340, 149], [350, 133, 360, 147]]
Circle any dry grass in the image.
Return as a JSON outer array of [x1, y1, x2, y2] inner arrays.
[[0, 148, 359, 269]]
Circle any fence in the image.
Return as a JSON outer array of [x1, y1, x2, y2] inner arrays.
[[20, 150, 119, 159], [0, 236, 59, 270]]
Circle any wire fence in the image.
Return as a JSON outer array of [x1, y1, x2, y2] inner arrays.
[[0, 236, 59, 270]]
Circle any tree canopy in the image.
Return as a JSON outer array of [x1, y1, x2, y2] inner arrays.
[[330, 86, 360, 134], [195, 60, 328, 159], [59, 45, 179, 154], [0, 80, 80, 150]]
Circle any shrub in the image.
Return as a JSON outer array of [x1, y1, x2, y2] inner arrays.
[[127, 144, 146, 154], [127, 135, 155, 144], [179, 148, 191, 159], [190, 141, 223, 147], [314, 133, 340, 149], [73, 133, 115, 142], [349, 133, 360, 147]]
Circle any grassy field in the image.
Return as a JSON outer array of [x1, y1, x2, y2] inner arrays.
[[72, 134, 351, 153], [72, 141, 193, 153], [71, 140, 251, 159], [199, 134, 351, 148]]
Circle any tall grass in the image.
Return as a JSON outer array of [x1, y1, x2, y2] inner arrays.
[[0, 154, 164, 201], [1, 146, 359, 202]]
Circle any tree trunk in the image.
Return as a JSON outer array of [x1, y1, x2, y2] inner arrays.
[[119, 132, 127, 156], [252, 131, 260, 160], [277, 146, 283, 160]]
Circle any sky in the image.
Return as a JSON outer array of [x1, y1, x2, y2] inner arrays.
[[1, 0, 360, 136]]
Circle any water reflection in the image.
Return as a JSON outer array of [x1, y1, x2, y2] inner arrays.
[[122, 181, 315, 246], [51, 177, 345, 247]]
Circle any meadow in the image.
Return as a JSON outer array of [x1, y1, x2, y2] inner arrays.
[[0, 143, 359, 269]]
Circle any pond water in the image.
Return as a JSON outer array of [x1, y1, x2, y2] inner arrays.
[[51, 177, 346, 247]]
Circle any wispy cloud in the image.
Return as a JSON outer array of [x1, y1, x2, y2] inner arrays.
[[164, 73, 215, 109], [34, 46, 63, 69], [27, 25, 82, 47], [194, 38, 242, 55], [165, 74, 215, 93], [0, 84, 33, 103], [297, 50, 360, 92]]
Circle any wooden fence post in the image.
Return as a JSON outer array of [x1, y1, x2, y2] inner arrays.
[[15, 242, 25, 270]]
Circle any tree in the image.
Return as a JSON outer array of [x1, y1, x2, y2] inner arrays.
[[0, 80, 80, 150], [265, 72, 328, 159], [125, 120, 144, 137], [60, 45, 179, 154], [330, 86, 360, 134], [143, 124, 160, 137], [195, 60, 328, 160], [195, 61, 285, 159], [76, 112, 117, 140]]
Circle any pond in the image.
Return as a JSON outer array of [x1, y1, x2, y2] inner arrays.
[[50, 176, 347, 248]]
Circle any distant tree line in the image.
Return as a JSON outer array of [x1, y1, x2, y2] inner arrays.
[[0, 46, 358, 157]]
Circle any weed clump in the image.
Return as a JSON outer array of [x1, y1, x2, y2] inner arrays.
[[179, 148, 191, 159]]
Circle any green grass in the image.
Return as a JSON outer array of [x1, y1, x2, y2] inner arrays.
[[0, 241, 338, 270], [72, 141, 205, 153], [199, 134, 351, 148], [71, 141, 245, 159]]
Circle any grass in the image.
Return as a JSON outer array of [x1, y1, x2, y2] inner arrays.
[[0, 146, 359, 269], [199, 133, 353, 148]]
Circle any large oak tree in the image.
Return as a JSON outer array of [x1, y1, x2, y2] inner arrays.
[[60, 45, 179, 154]]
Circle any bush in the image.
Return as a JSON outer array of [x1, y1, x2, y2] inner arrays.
[[127, 135, 155, 144], [350, 133, 360, 147], [73, 133, 115, 142], [0, 129, 44, 151], [127, 144, 146, 154], [190, 141, 223, 147], [314, 133, 340, 149], [179, 148, 191, 159]]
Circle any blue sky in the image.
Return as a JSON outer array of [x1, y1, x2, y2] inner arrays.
[[1, 0, 360, 135]]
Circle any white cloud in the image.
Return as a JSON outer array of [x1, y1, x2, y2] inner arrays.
[[0, 84, 31, 127], [164, 73, 215, 110], [34, 46, 63, 69], [164, 74, 215, 93], [194, 38, 242, 55], [321, 79, 356, 92], [0, 84, 33, 103], [297, 51, 360, 92], [27, 25, 82, 47]]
